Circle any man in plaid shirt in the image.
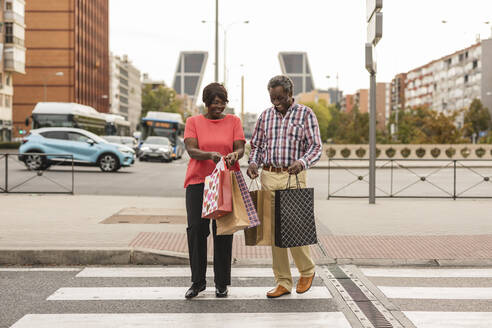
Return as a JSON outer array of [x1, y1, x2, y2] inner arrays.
[[247, 75, 322, 298]]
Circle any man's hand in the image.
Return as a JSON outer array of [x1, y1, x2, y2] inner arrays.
[[287, 160, 304, 175], [209, 152, 223, 164], [247, 163, 259, 179], [224, 151, 239, 167]]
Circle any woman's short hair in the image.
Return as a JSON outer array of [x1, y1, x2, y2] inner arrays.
[[267, 75, 294, 95], [202, 83, 228, 107]]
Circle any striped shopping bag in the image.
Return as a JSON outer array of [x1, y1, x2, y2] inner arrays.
[[233, 170, 260, 228]]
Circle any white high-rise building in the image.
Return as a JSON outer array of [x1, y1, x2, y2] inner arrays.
[[0, 0, 26, 141], [109, 54, 142, 132], [403, 38, 492, 124]]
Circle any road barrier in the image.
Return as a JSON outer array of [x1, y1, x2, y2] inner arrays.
[[1, 153, 74, 194], [327, 158, 492, 199]]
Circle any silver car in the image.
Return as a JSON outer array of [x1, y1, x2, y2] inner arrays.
[[139, 137, 173, 162]]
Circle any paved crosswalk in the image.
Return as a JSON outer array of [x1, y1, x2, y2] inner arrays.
[[10, 266, 350, 328], [360, 266, 492, 328]]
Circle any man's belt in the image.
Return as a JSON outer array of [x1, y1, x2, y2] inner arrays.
[[262, 165, 289, 173]]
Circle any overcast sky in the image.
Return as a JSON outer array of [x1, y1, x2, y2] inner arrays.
[[110, 0, 492, 115]]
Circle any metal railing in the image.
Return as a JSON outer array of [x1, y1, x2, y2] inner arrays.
[[327, 158, 492, 199], [1, 153, 74, 194]]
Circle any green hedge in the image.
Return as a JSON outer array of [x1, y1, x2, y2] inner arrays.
[[0, 142, 21, 149]]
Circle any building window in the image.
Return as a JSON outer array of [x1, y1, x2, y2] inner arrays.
[[446, 58, 452, 67], [4, 22, 13, 43], [0, 73, 3, 89], [473, 60, 478, 69], [5, 1, 12, 10], [459, 54, 464, 62], [6, 74, 11, 86], [464, 75, 469, 84], [5, 95, 10, 108], [465, 51, 469, 59]]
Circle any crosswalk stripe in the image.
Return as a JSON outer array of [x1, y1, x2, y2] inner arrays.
[[378, 286, 492, 299], [76, 267, 299, 278], [361, 267, 492, 278], [11, 312, 351, 328], [402, 311, 492, 328], [47, 286, 332, 301], [0, 268, 81, 272]]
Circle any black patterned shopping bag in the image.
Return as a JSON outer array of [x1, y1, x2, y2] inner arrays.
[[274, 175, 317, 248]]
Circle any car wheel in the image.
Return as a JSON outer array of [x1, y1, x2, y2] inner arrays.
[[24, 151, 48, 171], [99, 154, 119, 172], [139, 157, 145, 162]]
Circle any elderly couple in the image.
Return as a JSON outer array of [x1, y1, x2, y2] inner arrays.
[[183, 75, 322, 299]]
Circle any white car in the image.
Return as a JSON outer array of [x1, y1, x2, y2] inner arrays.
[[139, 137, 173, 162]]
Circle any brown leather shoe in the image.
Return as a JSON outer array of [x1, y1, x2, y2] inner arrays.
[[296, 273, 315, 294], [266, 285, 291, 298]]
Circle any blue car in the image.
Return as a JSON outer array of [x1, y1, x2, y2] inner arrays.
[[19, 127, 135, 172]]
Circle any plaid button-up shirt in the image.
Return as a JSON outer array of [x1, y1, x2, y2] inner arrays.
[[248, 103, 322, 169]]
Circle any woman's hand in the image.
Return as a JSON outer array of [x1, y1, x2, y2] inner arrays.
[[225, 152, 239, 166], [209, 152, 223, 164]]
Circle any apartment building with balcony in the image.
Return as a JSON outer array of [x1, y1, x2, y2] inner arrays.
[[109, 54, 142, 132], [0, 0, 25, 141], [402, 38, 492, 124]]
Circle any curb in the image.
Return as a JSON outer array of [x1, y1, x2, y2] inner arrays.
[[2, 248, 492, 267], [0, 248, 189, 266]]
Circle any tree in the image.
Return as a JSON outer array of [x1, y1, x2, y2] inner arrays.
[[463, 99, 491, 142], [388, 106, 464, 144], [302, 99, 332, 143], [141, 85, 182, 119]]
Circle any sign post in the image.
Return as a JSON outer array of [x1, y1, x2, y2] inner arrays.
[[366, 0, 383, 204]]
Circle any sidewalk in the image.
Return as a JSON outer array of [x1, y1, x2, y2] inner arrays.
[[2, 194, 492, 266]]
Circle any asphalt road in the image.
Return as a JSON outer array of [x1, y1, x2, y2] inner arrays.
[[1, 152, 491, 199], [3, 265, 492, 327]]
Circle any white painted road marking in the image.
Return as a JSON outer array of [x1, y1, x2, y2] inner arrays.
[[379, 286, 492, 299], [47, 286, 331, 301], [0, 268, 81, 272], [11, 313, 351, 328], [361, 267, 492, 278], [76, 267, 299, 278], [403, 311, 492, 328]]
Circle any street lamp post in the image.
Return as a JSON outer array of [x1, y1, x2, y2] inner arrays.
[[215, 0, 219, 82], [223, 20, 249, 88], [43, 71, 64, 101], [203, 19, 249, 87]]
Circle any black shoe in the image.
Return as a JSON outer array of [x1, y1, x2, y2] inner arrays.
[[215, 286, 228, 298], [185, 282, 206, 299]]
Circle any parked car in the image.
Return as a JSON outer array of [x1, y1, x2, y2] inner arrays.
[[175, 137, 185, 160], [102, 135, 140, 156], [139, 136, 173, 162], [18, 127, 135, 172]]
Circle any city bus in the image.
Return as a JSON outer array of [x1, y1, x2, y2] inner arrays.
[[31, 102, 131, 136], [103, 114, 131, 136], [140, 111, 185, 159], [32, 102, 107, 135]]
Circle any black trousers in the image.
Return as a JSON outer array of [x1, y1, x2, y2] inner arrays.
[[185, 183, 233, 287]]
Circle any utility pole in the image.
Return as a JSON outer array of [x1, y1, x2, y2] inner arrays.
[[241, 74, 245, 123], [366, 0, 383, 204], [214, 0, 219, 82]]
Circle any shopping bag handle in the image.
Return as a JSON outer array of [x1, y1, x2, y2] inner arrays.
[[285, 174, 301, 189], [249, 178, 260, 191]]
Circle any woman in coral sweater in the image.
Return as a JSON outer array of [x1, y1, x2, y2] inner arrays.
[[183, 83, 245, 299]]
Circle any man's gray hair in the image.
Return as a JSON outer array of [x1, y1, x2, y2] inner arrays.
[[267, 75, 294, 95]]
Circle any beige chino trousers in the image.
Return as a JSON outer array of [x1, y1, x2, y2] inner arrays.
[[260, 169, 316, 291]]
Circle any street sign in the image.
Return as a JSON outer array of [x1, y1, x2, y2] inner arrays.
[[367, 12, 383, 45], [366, 0, 382, 22], [365, 43, 376, 74]]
